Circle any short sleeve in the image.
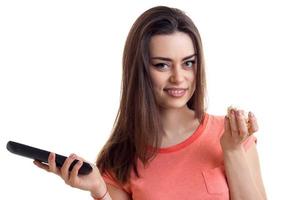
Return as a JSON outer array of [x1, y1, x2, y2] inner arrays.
[[101, 171, 131, 194], [242, 135, 257, 151]]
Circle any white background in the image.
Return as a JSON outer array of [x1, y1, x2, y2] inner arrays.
[[1, 0, 299, 199]]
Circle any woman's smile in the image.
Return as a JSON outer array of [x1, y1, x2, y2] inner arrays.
[[163, 88, 188, 98]]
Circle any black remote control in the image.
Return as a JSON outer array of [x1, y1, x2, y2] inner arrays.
[[6, 141, 93, 175]]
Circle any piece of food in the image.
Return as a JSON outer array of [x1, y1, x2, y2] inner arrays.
[[227, 105, 252, 135]]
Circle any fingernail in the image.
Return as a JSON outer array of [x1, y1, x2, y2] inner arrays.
[[230, 109, 235, 114], [249, 112, 254, 117], [241, 110, 245, 116]]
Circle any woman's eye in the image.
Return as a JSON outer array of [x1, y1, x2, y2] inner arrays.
[[185, 60, 195, 68], [153, 63, 169, 69]]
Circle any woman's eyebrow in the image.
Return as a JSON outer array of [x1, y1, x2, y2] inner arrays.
[[151, 54, 197, 61]]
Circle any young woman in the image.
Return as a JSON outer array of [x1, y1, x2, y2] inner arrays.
[[34, 6, 267, 200]]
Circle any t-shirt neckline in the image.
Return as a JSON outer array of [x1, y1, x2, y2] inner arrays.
[[157, 113, 209, 153]]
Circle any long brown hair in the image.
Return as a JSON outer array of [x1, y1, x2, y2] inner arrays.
[[96, 6, 207, 184]]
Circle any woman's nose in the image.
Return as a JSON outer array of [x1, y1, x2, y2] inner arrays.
[[170, 66, 184, 83]]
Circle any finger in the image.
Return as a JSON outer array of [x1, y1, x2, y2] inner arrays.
[[71, 155, 95, 171], [61, 154, 77, 181], [228, 108, 239, 137], [33, 160, 50, 172], [74, 155, 88, 163], [224, 116, 231, 134], [69, 159, 83, 187], [48, 152, 59, 174], [248, 112, 259, 134], [236, 110, 248, 139]]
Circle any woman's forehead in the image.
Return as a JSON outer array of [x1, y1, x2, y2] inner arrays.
[[149, 32, 195, 59]]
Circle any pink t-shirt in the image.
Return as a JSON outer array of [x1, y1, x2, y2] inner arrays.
[[102, 113, 257, 200]]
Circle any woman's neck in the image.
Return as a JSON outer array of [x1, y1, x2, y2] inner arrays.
[[159, 106, 199, 140]]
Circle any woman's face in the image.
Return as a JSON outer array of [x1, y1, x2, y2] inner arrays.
[[149, 31, 197, 110]]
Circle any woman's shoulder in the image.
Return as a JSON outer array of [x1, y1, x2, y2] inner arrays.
[[205, 112, 225, 126], [202, 113, 226, 140]]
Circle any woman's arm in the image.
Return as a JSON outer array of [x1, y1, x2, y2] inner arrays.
[[245, 143, 267, 198], [223, 144, 267, 200], [91, 183, 131, 200], [221, 108, 267, 200], [107, 184, 131, 200], [34, 153, 131, 200], [91, 184, 131, 200]]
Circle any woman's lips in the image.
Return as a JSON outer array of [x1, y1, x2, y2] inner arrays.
[[164, 88, 187, 97]]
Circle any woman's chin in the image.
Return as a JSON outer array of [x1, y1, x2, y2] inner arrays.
[[159, 101, 189, 110]]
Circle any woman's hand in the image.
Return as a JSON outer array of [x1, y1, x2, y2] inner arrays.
[[220, 106, 259, 152], [33, 153, 107, 198]]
